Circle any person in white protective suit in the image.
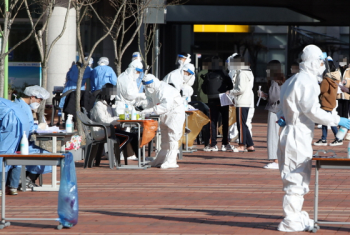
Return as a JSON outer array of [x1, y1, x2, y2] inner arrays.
[[277, 45, 350, 232], [163, 53, 191, 91], [131, 52, 144, 93], [140, 74, 185, 169], [181, 63, 196, 102], [115, 60, 146, 108]]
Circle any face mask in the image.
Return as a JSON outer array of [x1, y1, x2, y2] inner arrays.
[[134, 73, 140, 81], [30, 102, 40, 110], [317, 64, 326, 77], [178, 59, 184, 65]]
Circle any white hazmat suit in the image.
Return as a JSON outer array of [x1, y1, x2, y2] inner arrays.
[[163, 54, 191, 91], [141, 74, 185, 169], [181, 63, 196, 102], [115, 60, 145, 107], [277, 45, 346, 232]]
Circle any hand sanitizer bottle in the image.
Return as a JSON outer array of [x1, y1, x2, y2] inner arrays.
[[66, 114, 73, 133], [20, 131, 29, 155]]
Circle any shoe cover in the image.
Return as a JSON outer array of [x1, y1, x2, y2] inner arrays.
[[278, 194, 314, 232]]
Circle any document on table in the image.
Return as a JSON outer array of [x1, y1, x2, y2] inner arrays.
[[219, 93, 234, 106], [35, 126, 67, 134]]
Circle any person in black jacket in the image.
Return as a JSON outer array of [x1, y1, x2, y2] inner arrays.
[[201, 56, 234, 152]]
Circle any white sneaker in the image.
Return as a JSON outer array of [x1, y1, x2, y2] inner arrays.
[[203, 146, 211, 151], [160, 163, 179, 169], [263, 162, 279, 169], [317, 124, 322, 129], [207, 145, 218, 152], [128, 155, 138, 161], [221, 144, 233, 151], [345, 133, 350, 141]]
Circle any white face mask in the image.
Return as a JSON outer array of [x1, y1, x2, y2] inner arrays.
[[317, 64, 326, 77], [30, 102, 40, 110], [134, 73, 140, 81], [178, 59, 184, 66]]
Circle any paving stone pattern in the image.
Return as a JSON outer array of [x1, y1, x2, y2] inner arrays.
[[1, 108, 350, 234]]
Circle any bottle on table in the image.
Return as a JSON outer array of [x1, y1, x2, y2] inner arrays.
[[125, 104, 130, 120], [66, 114, 74, 133], [20, 131, 29, 155]]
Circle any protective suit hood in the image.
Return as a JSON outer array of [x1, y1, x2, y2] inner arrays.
[[299, 45, 325, 80]]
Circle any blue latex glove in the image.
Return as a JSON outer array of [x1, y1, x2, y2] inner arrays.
[[276, 117, 286, 127], [338, 117, 350, 129]]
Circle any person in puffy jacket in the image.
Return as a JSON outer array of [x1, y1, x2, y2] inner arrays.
[[201, 56, 234, 152]]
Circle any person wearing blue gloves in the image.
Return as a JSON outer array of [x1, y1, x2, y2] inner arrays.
[[59, 57, 94, 109], [90, 57, 118, 92], [276, 45, 350, 232]]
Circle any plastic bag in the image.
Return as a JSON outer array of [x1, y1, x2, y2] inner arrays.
[[65, 135, 82, 150], [180, 110, 210, 147], [140, 120, 158, 147], [58, 152, 79, 228]]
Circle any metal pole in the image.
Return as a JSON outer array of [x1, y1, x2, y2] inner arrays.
[[153, 25, 159, 78], [4, 0, 8, 99]]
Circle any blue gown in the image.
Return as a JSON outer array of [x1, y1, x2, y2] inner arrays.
[[0, 98, 30, 173], [15, 99, 52, 174], [90, 65, 117, 91], [59, 65, 93, 109]]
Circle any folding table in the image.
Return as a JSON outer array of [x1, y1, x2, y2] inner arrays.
[[0, 153, 65, 229], [33, 132, 77, 191], [312, 156, 350, 233]]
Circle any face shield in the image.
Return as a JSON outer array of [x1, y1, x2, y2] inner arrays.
[[175, 54, 191, 66], [134, 67, 144, 81], [142, 77, 155, 94], [132, 52, 142, 62]]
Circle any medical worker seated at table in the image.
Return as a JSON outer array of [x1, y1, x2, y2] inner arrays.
[[0, 86, 51, 196], [139, 74, 185, 169], [276, 45, 350, 232]]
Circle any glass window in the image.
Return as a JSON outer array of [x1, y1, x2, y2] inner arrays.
[[268, 34, 287, 46]]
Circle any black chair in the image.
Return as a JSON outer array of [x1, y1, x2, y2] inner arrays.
[[50, 93, 62, 126], [76, 110, 126, 169]]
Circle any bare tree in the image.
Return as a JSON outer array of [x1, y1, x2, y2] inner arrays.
[[0, 0, 46, 98], [72, 0, 120, 135], [25, 0, 72, 123], [96, 0, 152, 76]]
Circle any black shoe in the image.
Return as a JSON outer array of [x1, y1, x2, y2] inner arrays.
[[329, 139, 343, 146], [314, 139, 327, 146]]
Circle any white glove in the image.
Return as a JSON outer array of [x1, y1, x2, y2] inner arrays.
[[141, 108, 153, 114]]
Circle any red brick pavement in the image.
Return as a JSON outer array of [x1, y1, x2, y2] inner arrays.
[[1, 108, 350, 234]]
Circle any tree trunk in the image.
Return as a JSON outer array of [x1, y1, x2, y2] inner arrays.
[[75, 67, 85, 136], [0, 58, 5, 98], [38, 64, 48, 123]]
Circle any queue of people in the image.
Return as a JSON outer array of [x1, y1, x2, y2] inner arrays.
[[4, 45, 350, 233]]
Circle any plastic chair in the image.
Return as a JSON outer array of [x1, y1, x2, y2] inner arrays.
[[76, 110, 123, 169]]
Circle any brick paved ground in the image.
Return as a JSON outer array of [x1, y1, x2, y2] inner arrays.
[[1, 108, 350, 234]]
